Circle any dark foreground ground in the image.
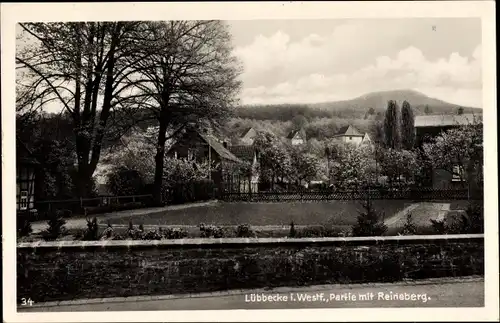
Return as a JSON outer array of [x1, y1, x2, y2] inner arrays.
[[18, 277, 484, 311]]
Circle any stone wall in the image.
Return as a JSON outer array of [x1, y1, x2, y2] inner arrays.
[[17, 235, 484, 303]]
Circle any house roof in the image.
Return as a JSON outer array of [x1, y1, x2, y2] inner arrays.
[[16, 138, 39, 166], [229, 145, 256, 162], [197, 132, 241, 163], [287, 129, 305, 139], [334, 125, 364, 137], [240, 127, 255, 138], [415, 113, 480, 128]]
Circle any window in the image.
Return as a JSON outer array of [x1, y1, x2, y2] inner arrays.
[[452, 165, 464, 182], [19, 191, 28, 210]]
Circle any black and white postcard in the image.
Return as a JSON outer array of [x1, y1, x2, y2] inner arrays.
[[2, 1, 498, 322]]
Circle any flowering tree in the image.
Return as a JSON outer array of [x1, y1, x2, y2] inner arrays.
[[288, 146, 320, 186], [423, 118, 483, 188], [254, 131, 292, 187], [378, 148, 422, 187], [102, 130, 156, 183], [326, 141, 374, 190]]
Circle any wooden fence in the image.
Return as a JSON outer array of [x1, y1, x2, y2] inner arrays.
[[221, 188, 484, 202], [20, 194, 155, 219]]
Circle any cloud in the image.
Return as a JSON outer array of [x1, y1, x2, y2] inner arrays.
[[235, 25, 482, 107]]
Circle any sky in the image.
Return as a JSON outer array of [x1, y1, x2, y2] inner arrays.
[[227, 18, 482, 107]]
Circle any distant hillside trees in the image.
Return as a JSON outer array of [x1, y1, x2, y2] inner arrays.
[[457, 107, 464, 115], [292, 114, 309, 129], [401, 100, 415, 150]]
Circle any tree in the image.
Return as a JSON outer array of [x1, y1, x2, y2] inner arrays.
[[107, 166, 146, 196], [254, 131, 292, 188], [424, 105, 432, 114], [400, 213, 417, 235], [17, 22, 150, 197], [365, 107, 375, 119], [326, 142, 374, 190], [101, 129, 156, 183], [422, 117, 483, 190], [352, 197, 388, 237], [125, 21, 241, 204], [291, 114, 308, 129], [401, 100, 415, 150], [16, 111, 77, 200], [379, 148, 422, 187], [289, 147, 320, 186], [383, 100, 401, 149], [457, 107, 464, 115]]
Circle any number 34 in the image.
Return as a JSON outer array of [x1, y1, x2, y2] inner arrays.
[[20, 298, 34, 306]]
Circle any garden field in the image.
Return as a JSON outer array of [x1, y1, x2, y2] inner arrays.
[[106, 200, 412, 227]]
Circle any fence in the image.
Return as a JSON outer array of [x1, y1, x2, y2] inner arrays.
[[21, 194, 154, 219], [221, 188, 484, 202]]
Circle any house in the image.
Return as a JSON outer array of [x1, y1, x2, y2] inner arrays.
[[239, 127, 258, 146], [166, 127, 244, 188], [333, 125, 371, 147], [287, 129, 306, 146], [414, 113, 482, 189], [228, 145, 260, 193], [414, 113, 480, 147], [16, 140, 38, 214]]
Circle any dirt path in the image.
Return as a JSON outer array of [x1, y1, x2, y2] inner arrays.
[[383, 202, 451, 228], [30, 200, 219, 233]]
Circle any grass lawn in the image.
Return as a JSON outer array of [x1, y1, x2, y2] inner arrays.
[[106, 200, 411, 227]]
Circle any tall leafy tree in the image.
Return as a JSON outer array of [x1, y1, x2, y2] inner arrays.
[[16, 22, 150, 197], [254, 131, 292, 188], [383, 100, 401, 149], [401, 100, 415, 150], [124, 21, 242, 204]]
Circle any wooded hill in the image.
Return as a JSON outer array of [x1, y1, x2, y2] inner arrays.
[[234, 89, 480, 121]]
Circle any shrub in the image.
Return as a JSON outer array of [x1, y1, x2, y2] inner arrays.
[[107, 166, 146, 196], [289, 221, 297, 238], [126, 221, 141, 239], [42, 211, 67, 241], [400, 213, 417, 235], [352, 198, 388, 237], [236, 224, 254, 238], [100, 222, 114, 240], [60, 209, 73, 218], [199, 223, 225, 238], [83, 217, 99, 241], [138, 224, 144, 232], [162, 227, 188, 239], [297, 225, 340, 238], [17, 215, 33, 238], [142, 230, 162, 240], [430, 201, 484, 235], [430, 219, 447, 234], [463, 201, 484, 233], [167, 179, 216, 204]]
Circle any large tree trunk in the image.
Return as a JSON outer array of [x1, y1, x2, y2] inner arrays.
[[152, 109, 168, 205]]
